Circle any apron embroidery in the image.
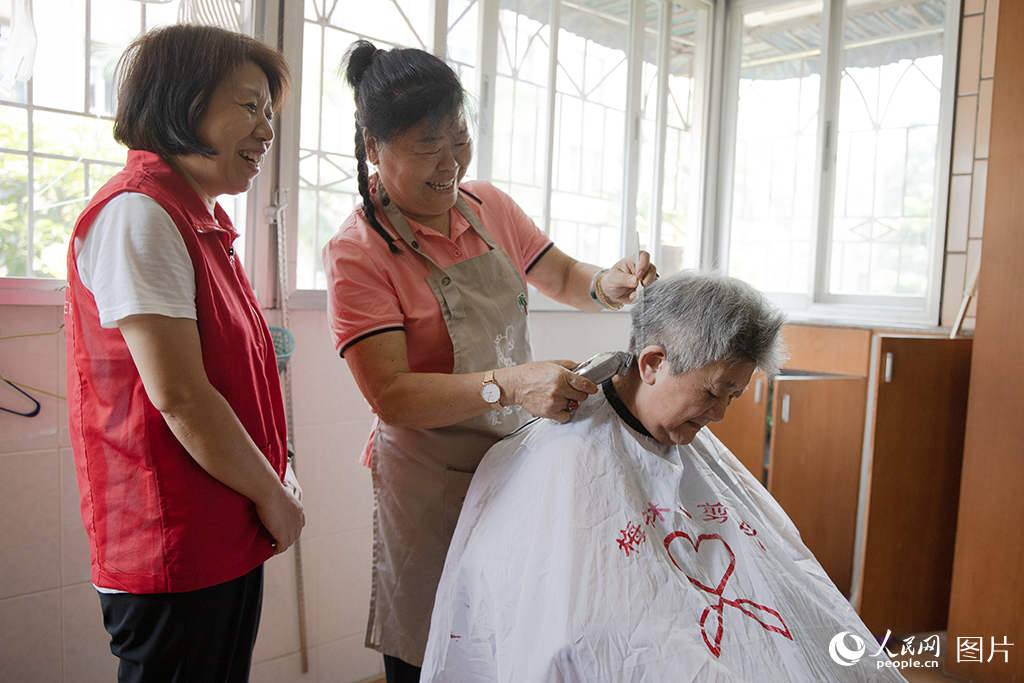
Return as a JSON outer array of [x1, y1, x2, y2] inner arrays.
[[490, 323, 519, 425]]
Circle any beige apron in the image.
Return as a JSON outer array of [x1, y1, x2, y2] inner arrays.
[[366, 186, 534, 666]]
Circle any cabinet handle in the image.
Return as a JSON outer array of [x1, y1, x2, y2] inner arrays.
[[884, 352, 894, 383], [754, 378, 763, 404], [781, 394, 790, 423]]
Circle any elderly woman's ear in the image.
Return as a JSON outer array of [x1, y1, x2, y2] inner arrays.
[[635, 345, 668, 385]]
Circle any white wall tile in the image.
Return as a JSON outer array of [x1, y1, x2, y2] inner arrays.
[[60, 447, 92, 586], [291, 423, 324, 539], [57, 327, 71, 449], [288, 310, 373, 429], [62, 583, 117, 683], [981, 0, 1000, 79], [317, 633, 384, 683], [941, 253, 968, 328], [963, 0, 985, 14], [946, 175, 972, 253], [253, 548, 305, 663], [0, 450, 60, 598], [0, 590, 62, 683], [530, 310, 631, 362], [966, 239, 983, 318], [951, 95, 978, 175], [250, 649, 318, 683], [958, 15, 984, 95], [315, 528, 373, 643], [0, 306, 62, 455], [969, 160, 988, 238], [975, 78, 994, 160], [313, 421, 375, 537]]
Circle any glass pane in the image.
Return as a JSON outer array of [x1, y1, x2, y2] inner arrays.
[[658, 2, 707, 274], [90, 0, 143, 116], [33, 158, 86, 280], [320, 26, 356, 156], [636, 0, 662, 268], [829, 0, 945, 297], [305, 0, 321, 22], [659, 2, 708, 274], [548, 1, 628, 266], [300, 22, 324, 152], [33, 110, 122, 163], [142, 0, 184, 29], [728, 1, 822, 295], [448, 0, 479, 182], [490, 0, 551, 223], [448, 0, 479, 67], [0, 11, 28, 105], [295, 0, 433, 289], [0, 105, 28, 149], [32, 0, 87, 112], [329, 0, 427, 49], [1, 0, 260, 281], [0, 152, 29, 277]]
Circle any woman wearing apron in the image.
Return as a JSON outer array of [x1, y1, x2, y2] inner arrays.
[[323, 41, 658, 682]]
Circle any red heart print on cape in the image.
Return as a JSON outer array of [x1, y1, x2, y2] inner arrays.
[[663, 531, 792, 657]]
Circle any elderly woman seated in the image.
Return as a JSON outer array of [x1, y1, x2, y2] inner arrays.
[[420, 270, 906, 683]]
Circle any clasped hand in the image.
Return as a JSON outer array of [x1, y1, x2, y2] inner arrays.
[[256, 482, 305, 555]]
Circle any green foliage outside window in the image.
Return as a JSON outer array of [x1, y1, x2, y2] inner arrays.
[[0, 116, 123, 279]]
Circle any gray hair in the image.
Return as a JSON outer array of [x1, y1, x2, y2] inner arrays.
[[629, 269, 787, 376]]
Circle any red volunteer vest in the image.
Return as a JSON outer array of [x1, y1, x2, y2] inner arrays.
[[64, 150, 286, 593]]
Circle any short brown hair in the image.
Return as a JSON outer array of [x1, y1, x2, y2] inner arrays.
[[113, 24, 291, 156]]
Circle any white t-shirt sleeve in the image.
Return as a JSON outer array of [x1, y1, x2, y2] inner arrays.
[[77, 192, 197, 329]]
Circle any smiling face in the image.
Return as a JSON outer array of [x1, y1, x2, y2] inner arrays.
[[634, 352, 756, 446], [365, 112, 472, 232], [169, 61, 275, 210]]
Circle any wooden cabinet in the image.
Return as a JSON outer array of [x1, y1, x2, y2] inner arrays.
[[707, 373, 769, 483], [853, 335, 972, 635], [709, 325, 972, 634], [768, 374, 866, 596], [710, 368, 867, 595]]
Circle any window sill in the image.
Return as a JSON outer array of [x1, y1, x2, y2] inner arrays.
[[0, 279, 67, 306], [283, 286, 636, 315]]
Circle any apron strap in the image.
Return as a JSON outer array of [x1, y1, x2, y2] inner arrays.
[[454, 192, 499, 251], [376, 183, 502, 322]]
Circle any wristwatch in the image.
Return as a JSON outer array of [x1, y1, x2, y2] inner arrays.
[[480, 369, 502, 406]]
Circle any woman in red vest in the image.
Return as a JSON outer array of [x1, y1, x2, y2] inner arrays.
[[64, 25, 303, 682]]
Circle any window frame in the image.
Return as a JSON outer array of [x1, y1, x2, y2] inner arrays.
[[280, 0, 716, 312], [0, 0, 268, 306], [714, 0, 961, 326], [0, 0, 961, 332]]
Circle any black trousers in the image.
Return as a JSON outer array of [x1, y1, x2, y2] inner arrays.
[[384, 654, 421, 683], [99, 565, 264, 683]]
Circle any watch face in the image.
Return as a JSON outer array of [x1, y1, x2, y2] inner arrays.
[[481, 382, 501, 403]]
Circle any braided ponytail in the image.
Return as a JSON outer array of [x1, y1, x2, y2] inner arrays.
[[345, 40, 401, 254], [354, 122, 401, 254]]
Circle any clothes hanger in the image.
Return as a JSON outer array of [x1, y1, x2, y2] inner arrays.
[[0, 325, 65, 418], [0, 378, 41, 418]]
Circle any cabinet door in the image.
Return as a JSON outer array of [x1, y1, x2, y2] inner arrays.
[[768, 376, 867, 595], [856, 336, 972, 634], [708, 373, 769, 482]]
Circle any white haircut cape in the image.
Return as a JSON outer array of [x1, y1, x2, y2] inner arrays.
[[421, 388, 907, 683]]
